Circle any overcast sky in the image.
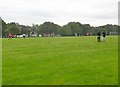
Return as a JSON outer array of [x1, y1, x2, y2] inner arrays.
[[0, 0, 119, 26]]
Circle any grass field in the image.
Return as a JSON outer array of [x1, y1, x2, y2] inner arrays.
[[2, 36, 118, 85], [0, 39, 2, 86]]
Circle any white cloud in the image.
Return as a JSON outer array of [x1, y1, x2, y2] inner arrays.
[[0, 0, 119, 26]]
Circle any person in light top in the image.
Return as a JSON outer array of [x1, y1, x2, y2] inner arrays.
[[102, 30, 106, 42]]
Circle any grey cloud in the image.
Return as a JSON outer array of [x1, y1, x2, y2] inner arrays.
[[0, 0, 118, 26]]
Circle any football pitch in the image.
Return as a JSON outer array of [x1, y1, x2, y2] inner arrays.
[[2, 36, 118, 85]]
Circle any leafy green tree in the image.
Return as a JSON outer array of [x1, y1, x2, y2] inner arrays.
[[1, 19, 119, 37], [60, 24, 72, 36], [19, 25, 30, 34], [6, 22, 20, 34], [61, 22, 83, 36], [82, 24, 91, 35], [39, 22, 61, 35], [2, 19, 7, 37]]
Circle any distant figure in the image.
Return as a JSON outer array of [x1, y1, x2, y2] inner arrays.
[[8, 33, 12, 40], [23, 34, 25, 38], [13, 34, 17, 38], [97, 31, 101, 42], [102, 30, 106, 42]]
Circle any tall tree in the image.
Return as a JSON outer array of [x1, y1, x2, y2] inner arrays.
[[6, 22, 20, 34], [2, 19, 7, 37], [39, 22, 61, 35]]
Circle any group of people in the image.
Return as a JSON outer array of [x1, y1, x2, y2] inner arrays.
[[97, 29, 106, 42], [8, 31, 106, 41], [8, 33, 26, 40]]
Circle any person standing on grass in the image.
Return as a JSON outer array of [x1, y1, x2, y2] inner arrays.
[[97, 31, 101, 42], [23, 34, 26, 38], [8, 33, 12, 40], [102, 29, 106, 42]]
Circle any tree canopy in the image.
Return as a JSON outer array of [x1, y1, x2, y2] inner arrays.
[[1, 19, 119, 37]]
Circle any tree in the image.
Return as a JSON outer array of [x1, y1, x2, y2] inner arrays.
[[2, 19, 7, 37], [60, 24, 72, 36], [6, 22, 20, 34], [1, 19, 119, 37], [39, 22, 61, 35], [82, 24, 91, 35], [61, 22, 83, 36], [19, 25, 30, 35]]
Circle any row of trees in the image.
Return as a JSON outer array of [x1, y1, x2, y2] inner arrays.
[[1, 19, 118, 37]]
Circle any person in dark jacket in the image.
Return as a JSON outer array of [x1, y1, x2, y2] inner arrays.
[[97, 31, 101, 42]]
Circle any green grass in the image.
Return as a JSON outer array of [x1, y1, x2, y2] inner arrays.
[[0, 39, 2, 86], [2, 36, 118, 85]]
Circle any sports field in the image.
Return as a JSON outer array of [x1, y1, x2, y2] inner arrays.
[[0, 39, 2, 86], [2, 36, 118, 85]]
